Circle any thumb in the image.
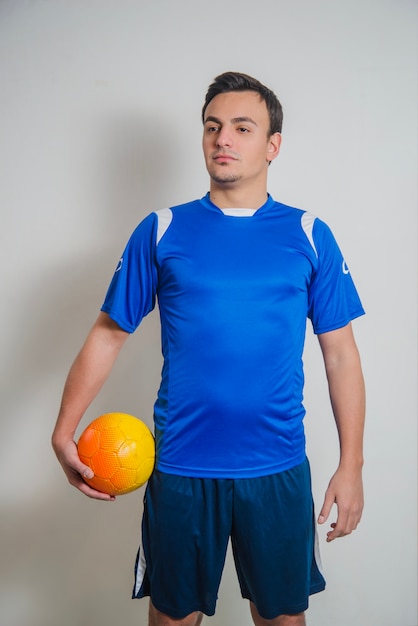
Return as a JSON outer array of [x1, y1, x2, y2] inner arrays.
[[318, 490, 334, 525], [68, 454, 94, 481], [80, 464, 94, 480], [62, 440, 94, 480]]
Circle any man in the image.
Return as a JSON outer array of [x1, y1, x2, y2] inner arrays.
[[52, 72, 365, 626]]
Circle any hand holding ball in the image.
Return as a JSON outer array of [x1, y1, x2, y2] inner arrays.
[[77, 413, 155, 496]]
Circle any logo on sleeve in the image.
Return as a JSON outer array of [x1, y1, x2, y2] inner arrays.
[[115, 257, 123, 272], [342, 260, 350, 275]]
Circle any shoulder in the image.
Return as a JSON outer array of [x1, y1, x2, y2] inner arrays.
[[127, 198, 202, 246], [154, 197, 209, 243]]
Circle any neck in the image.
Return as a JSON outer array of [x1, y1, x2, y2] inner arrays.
[[209, 183, 268, 210]]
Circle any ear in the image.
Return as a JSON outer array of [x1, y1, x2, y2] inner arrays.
[[267, 132, 281, 163]]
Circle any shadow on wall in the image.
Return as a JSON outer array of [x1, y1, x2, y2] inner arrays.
[[1, 114, 176, 487], [0, 115, 178, 626]]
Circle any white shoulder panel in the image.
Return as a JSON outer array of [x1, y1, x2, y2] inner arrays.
[[156, 208, 173, 245], [301, 212, 318, 258]]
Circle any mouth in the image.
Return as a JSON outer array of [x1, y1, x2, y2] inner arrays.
[[213, 153, 237, 163]]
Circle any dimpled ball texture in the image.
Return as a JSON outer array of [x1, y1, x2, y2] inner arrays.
[[77, 413, 155, 495]]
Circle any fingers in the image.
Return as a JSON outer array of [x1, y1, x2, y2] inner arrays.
[[318, 477, 363, 542], [54, 439, 116, 501], [319, 502, 362, 542], [325, 512, 361, 542], [77, 480, 116, 502], [65, 464, 116, 501]]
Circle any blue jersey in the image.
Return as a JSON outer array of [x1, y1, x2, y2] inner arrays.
[[102, 193, 365, 478]]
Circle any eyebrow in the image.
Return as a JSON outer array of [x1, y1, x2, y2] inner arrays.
[[204, 115, 258, 127]]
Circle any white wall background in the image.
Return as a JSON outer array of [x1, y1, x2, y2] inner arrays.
[[0, 1, 416, 625]]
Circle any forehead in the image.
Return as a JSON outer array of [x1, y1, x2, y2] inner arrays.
[[204, 90, 269, 126]]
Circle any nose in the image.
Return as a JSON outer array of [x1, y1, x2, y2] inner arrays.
[[216, 127, 232, 148]]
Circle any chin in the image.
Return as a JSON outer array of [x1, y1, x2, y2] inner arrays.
[[209, 171, 242, 185]]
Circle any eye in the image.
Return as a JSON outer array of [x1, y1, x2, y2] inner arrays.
[[206, 125, 219, 133], [237, 127, 250, 133]]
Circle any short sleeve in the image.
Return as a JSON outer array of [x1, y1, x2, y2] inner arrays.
[[101, 213, 159, 333], [308, 219, 365, 334]]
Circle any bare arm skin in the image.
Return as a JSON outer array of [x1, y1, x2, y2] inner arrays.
[[317, 323, 365, 542], [51, 312, 130, 500]]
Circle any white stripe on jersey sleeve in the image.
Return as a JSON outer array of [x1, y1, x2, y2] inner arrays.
[[156, 208, 173, 245], [301, 211, 318, 258]]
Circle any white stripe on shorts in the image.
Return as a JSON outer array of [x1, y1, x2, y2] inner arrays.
[[313, 518, 325, 579], [134, 531, 147, 596]]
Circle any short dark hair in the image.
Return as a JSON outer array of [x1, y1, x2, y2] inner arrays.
[[202, 71, 283, 135]]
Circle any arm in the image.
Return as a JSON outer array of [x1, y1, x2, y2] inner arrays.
[[317, 322, 365, 542], [52, 312, 130, 500]]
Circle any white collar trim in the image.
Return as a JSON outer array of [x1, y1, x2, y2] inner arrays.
[[220, 208, 257, 217]]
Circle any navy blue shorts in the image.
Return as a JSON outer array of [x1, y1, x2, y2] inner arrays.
[[133, 458, 326, 619]]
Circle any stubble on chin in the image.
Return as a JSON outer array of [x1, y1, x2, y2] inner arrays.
[[208, 167, 242, 185], [211, 174, 241, 185]]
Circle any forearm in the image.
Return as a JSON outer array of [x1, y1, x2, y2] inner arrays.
[[317, 324, 365, 539], [52, 312, 129, 446], [326, 351, 365, 469], [319, 324, 365, 468]]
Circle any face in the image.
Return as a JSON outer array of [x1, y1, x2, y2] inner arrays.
[[202, 90, 281, 189]]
